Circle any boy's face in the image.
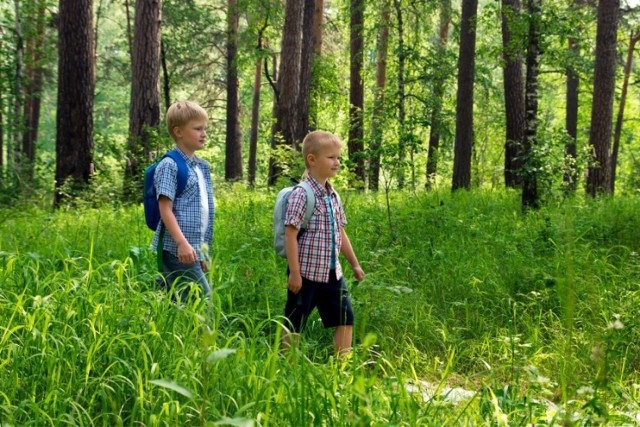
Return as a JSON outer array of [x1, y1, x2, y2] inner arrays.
[[174, 119, 207, 155], [308, 144, 341, 180]]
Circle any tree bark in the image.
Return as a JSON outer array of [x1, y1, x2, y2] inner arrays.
[[295, 0, 316, 143], [451, 0, 478, 191], [160, 38, 171, 112], [501, 0, 525, 188], [225, 0, 243, 181], [248, 23, 266, 187], [349, 0, 365, 184], [124, 0, 161, 201], [587, 0, 619, 197], [521, 0, 541, 210], [393, 0, 407, 188], [610, 31, 639, 194], [21, 0, 46, 182], [368, 0, 391, 191], [55, 0, 94, 206], [426, 0, 452, 190], [13, 0, 23, 173], [313, 0, 324, 54], [564, 0, 586, 192], [268, 0, 302, 185]]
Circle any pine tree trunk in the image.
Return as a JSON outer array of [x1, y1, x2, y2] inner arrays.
[[313, 0, 324, 54], [610, 32, 639, 194], [55, 0, 94, 206], [564, 36, 579, 192], [564, 0, 585, 193], [225, 0, 243, 181], [296, 0, 316, 143], [587, 0, 619, 197], [349, 0, 365, 184], [124, 0, 161, 201], [160, 38, 171, 112], [269, 0, 302, 185], [426, 0, 451, 190], [21, 0, 46, 182], [393, 0, 406, 189], [248, 31, 264, 187], [451, 0, 478, 191], [368, 0, 390, 191], [501, 0, 525, 188]]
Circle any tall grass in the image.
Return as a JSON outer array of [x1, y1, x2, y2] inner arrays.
[[0, 189, 639, 425]]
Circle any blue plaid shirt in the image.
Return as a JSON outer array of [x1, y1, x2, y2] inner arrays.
[[151, 149, 215, 261]]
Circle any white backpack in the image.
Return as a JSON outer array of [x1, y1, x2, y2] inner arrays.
[[273, 182, 315, 258]]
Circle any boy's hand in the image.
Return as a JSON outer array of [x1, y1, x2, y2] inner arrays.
[[352, 265, 365, 282], [288, 272, 303, 294], [177, 242, 197, 265]]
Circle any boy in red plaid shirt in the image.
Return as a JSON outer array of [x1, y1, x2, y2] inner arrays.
[[283, 131, 365, 354]]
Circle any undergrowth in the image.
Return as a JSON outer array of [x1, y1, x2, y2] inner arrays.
[[0, 188, 638, 425]]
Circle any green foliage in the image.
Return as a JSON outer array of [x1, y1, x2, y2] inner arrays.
[[1, 190, 639, 424]]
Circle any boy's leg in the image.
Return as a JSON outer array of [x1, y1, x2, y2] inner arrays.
[[282, 277, 316, 350], [162, 251, 211, 300], [317, 272, 354, 354], [333, 325, 353, 354]]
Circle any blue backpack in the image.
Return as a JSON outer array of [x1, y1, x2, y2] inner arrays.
[[143, 149, 189, 231]]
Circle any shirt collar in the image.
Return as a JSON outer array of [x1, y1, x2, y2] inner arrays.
[[175, 147, 201, 167], [306, 175, 334, 197]]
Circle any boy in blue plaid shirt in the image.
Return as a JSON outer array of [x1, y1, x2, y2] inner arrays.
[[152, 101, 214, 299]]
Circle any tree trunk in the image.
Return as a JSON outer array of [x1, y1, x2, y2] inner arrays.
[[564, 0, 586, 192], [160, 38, 171, 112], [313, 0, 324, 54], [248, 25, 265, 187], [501, 0, 525, 188], [564, 36, 579, 192], [349, 0, 365, 184], [124, 0, 161, 201], [13, 0, 23, 173], [225, 0, 242, 181], [521, 0, 541, 210], [21, 0, 46, 182], [124, 0, 133, 60], [393, 0, 406, 188], [610, 31, 639, 194], [586, 0, 619, 197], [368, 0, 391, 191], [55, 0, 94, 206], [268, 0, 302, 185], [451, 0, 478, 191], [426, 0, 451, 190], [295, 0, 316, 143]]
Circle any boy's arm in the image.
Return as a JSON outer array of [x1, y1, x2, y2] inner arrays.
[[285, 225, 303, 294], [158, 196, 197, 265], [340, 228, 365, 281]]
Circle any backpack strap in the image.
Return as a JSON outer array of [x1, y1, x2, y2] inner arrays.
[[298, 181, 315, 229], [164, 149, 189, 198]]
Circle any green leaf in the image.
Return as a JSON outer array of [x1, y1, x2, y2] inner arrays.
[[149, 379, 193, 398], [207, 348, 237, 364], [212, 417, 254, 427]]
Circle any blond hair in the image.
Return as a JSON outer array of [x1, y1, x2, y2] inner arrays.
[[166, 100, 208, 139], [302, 131, 342, 168]]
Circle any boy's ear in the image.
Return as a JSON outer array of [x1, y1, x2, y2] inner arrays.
[[306, 153, 315, 165], [173, 126, 183, 138]]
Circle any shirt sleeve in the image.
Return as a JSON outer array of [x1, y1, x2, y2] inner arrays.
[[154, 158, 178, 201], [284, 187, 307, 229]]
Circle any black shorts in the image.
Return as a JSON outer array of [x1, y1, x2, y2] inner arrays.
[[284, 270, 354, 333]]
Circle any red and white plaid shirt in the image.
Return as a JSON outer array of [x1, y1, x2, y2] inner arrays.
[[284, 176, 347, 283]]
